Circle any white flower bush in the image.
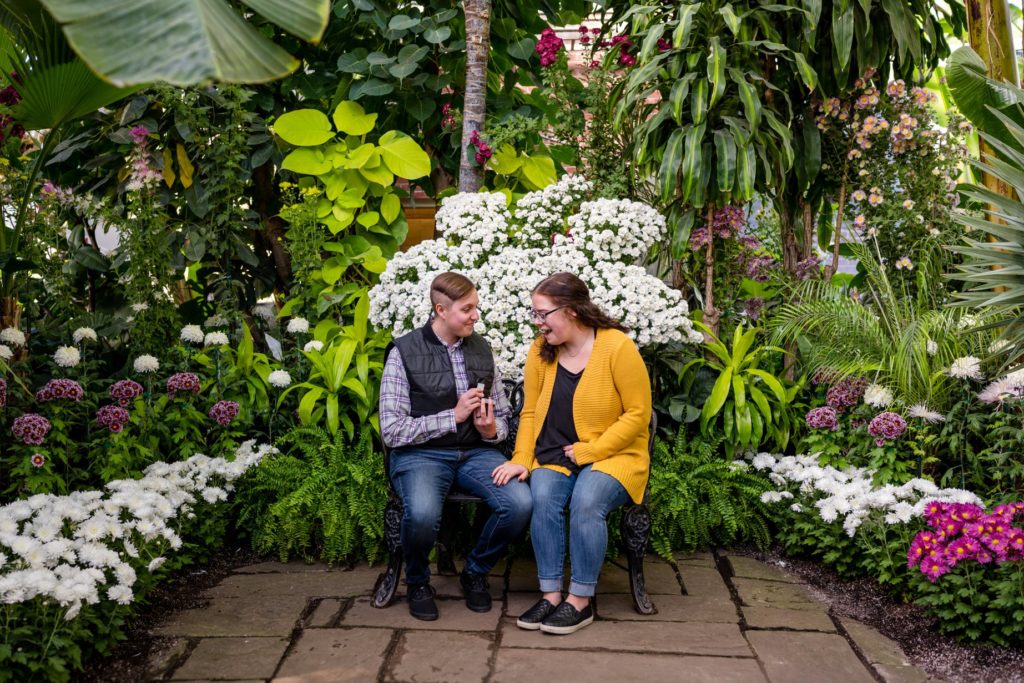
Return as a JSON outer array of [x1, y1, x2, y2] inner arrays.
[[286, 317, 309, 335], [0, 441, 275, 618], [72, 327, 97, 344], [204, 331, 229, 347], [0, 344, 12, 362], [0, 327, 26, 347], [370, 176, 703, 376], [179, 325, 204, 344], [744, 452, 982, 537], [132, 355, 159, 374], [53, 346, 80, 368], [268, 370, 292, 388]]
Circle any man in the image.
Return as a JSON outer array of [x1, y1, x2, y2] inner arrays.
[[380, 271, 532, 620]]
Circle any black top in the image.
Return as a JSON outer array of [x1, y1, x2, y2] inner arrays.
[[534, 363, 582, 472]]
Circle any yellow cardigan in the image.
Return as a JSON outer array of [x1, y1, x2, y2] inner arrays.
[[511, 328, 651, 503]]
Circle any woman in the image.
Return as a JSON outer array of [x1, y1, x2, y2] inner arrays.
[[492, 272, 651, 635]]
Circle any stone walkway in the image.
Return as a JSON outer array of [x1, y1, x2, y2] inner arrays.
[[144, 552, 933, 682]]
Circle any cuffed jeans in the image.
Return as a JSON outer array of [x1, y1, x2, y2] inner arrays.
[[389, 446, 532, 586], [530, 465, 631, 597]]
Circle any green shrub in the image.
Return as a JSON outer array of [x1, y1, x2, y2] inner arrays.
[[237, 427, 388, 564], [648, 430, 773, 558]]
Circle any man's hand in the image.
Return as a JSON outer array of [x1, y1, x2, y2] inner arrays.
[[473, 396, 497, 438], [454, 387, 485, 423], [492, 462, 529, 486]]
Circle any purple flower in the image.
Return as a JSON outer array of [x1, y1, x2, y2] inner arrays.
[[208, 400, 240, 426], [166, 372, 201, 399], [795, 257, 821, 280], [96, 404, 131, 433], [535, 28, 565, 67], [468, 130, 492, 166], [110, 379, 144, 406], [35, 378, 85, 403], [744, 297, 764, 321], [826, 377, 867, 412], [805, 406, 839, 431], [0, 377, 6, 409], [867, 411, 906, 446], [12, 413, 51, 445]]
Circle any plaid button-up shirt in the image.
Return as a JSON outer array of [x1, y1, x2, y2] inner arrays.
[[379, 334, 511, 449]]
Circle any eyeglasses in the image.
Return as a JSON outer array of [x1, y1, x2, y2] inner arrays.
[[528, 305, 567, 323]]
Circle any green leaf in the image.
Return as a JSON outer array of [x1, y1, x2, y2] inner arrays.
[[719, 4, 740, 34], [406, 98, 435, 122], [274, 109, 334, 146], [520, 154, 557, 191], [281, 148, 332, 175], [733, 70, 761, 134], [713, 130, 736, 194], [672, 3, 701, 50], [37, 0, 329, 86], [424, 26, 451, 44], [332, 100, 377, 136], [701, 366, 733, 432], [388, 14, 419, 31], [381, 193, 400, 224], [831, 1, 854, 71], [736, 141, 755, 200], [691, 78, 707, 125], [659, 128, 685, 203], [377, 130, 430, 179], [640, 23, 665, 62], [389, 61, 418, 79], [747, 368, 787, 403], [707, 38, 726, 108], [681, 122, 706, 202], [490, 144, 523, 175], [350, 78, 394, 99], [793, 52, 818, 92], [508, 37, 536, 60]]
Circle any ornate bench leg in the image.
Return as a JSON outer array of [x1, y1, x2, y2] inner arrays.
[[372, 496, 404, 608], [621, 503, 657, 615]]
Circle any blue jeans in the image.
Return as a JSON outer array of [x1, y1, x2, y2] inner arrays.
[[529, 465, 631, 597], [389, 446, 532, 586]]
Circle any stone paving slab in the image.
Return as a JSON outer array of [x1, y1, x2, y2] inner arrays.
[[392, 574, 503, 601], [306, 598, 346, 628], [841, 618, 933, 683], [492, 649, 767, 682], [275, 628, 392, 683], [388, 631, 494, 683], [169, 637, 288, 680], [595, 592, 737, 622], [341, 597, 503, 631], [598, 562, 684, 595], [742, 605, 836, 632], [725, 555, 800, 583], [747, 630, 876, 683], [154, 594, 307, 637], [236, 560, 336, 573], [732, 578, 822, 611], [499, 619, 752, 657], [679, 566, 734, 601], [674, 551, 718, 568], [203, 567, 375, 599]]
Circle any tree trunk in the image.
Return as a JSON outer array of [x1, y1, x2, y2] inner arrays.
[[459, 0, 491, 192], [252, 161, 292, 289], [800, 196, 814, 260], [702, 205, 720, 341], [967, 0, 1019, 244], [824, 159, 849, 281]]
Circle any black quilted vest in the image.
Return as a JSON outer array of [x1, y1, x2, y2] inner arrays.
[[391, 323, 495, 450]]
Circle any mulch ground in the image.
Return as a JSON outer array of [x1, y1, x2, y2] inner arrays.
[[735, 545, 1024, 683]]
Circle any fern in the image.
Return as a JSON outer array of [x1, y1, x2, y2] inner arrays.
[[648, 429, 773, 559], [234, 427, 388, 565]]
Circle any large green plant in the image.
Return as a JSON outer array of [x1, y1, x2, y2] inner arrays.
[[32, 0, 329, 86], [683, 322, 794, 455]]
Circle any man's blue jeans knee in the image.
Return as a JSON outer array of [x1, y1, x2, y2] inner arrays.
[[390, 446, 532, 586], [530, 465, 630, 597]]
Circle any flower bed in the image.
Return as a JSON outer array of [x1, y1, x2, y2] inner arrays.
[[747, 452, 1024, 646], [0, 440, 275, 682]]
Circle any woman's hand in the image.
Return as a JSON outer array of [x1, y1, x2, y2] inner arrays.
[[491, 462, 529, 486], [562, 444, 576, 464]]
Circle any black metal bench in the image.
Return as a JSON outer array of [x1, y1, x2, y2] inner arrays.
[[371, 379, 657, 615]]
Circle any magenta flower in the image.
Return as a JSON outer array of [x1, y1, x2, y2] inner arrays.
[[867, 411, 906, 446], [208, 400, 240, 426], [110, 379, 144, 406], [805, 406, 839, 431], [12, 413, 51, 445], [167, 372, 201, 399], [826, 377, 867, 412], [535, 28, 565, 67], [35, 378, 85, 403], [920, 555, 949, 581], [0, 377, 6, 409], [468, 130, 492, 166], [96, 404, 131, 433]]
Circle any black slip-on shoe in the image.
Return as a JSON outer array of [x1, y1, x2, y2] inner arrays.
[[460, 570, 492, 612], [408, 583, 438, 621], [539, 601, 594, 635], [516, 598, 558, 630]]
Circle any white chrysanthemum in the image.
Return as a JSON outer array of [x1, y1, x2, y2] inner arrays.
[[907, 403, 945, 423], [252, 302, 275, 321], [926, 340, 938, 355], [133, 355, 159, 374], [989, 339, 1010, 354], [977, 377, 1022, 404], [0, 327, 26, 347], [286, 317, 309, 334], [268, 370, 292, 388], [147, 557, 166, 572], [130, 303, 149, 313], [303, 340, 324, 353], [204, 332, 229, 347], [958, 314, 978, 330], [947, 356, 982, 380], [53, 346, 81, 368], [72, 327, 97, 344], [0, 344, 12, 361], [179, 325, 204, 344], [863, 383, 893, 408]]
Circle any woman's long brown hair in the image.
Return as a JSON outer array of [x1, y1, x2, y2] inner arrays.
[[532, 272, 628, 363]]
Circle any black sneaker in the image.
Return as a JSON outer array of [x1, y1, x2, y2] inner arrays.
[[539, 601, 594, 635], [408, 583, 438, 621], [516, 598, 558, 630], [459, 569, 492, 612]]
